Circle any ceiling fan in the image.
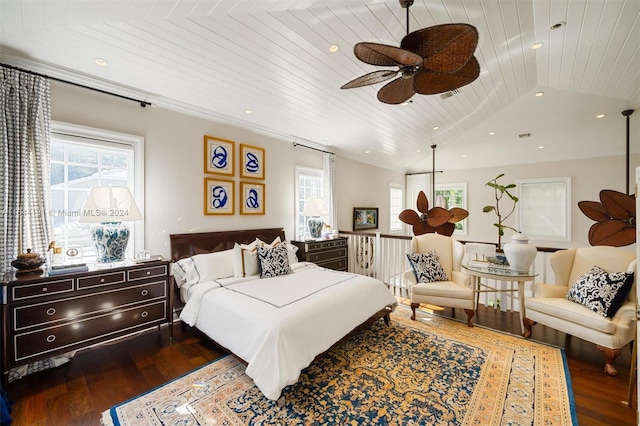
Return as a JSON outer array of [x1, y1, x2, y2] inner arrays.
[[341, 0, 480, 105]]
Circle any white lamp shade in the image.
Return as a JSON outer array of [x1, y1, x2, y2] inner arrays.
[[79, 186, 143, 223], [303, 198, 327, 217]]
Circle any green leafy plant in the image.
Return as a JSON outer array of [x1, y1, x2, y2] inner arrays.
[[483, 173, 518, 249]]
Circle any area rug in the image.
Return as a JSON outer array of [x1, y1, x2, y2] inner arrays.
[[101, 306, 576, 425]]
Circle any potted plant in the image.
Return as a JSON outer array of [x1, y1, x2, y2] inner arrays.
[[483, 173, 518, 249]]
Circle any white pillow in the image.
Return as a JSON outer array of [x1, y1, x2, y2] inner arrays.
[[172, 248, 235, 288], [234, 241, 260, 277]]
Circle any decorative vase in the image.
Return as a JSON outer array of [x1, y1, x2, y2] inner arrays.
[[503, 233, 537, 273]]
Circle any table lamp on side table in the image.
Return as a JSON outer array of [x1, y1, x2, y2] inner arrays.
[[303, 198, 327, 239], [79, 185, 143, 263]]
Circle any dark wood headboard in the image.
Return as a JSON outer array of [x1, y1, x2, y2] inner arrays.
[[169, 228, 286, 262]]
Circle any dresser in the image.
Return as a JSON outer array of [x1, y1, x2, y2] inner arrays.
[[1, 260, 172, 386], [291, 237, 348, 271]]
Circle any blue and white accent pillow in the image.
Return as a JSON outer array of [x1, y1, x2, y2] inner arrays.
[[406, 251, 448, 283], [257, 244, 293, 279], [566, 266, 634, 318]]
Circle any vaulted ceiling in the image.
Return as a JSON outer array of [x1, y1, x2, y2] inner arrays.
[[1, 0, 638, 172]]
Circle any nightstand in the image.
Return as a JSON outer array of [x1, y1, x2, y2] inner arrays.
[[1, 259, 172, 386], [291, 237, 348, 271]]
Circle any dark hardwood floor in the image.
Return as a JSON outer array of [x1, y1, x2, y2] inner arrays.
[[4, 303, 637, 426]]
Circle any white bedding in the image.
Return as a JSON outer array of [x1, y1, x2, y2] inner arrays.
[[179, 263, 397, 400]]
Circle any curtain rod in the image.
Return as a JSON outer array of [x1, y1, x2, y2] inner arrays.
[[1, 63, 151, 108], [292, 142, 334, 155]]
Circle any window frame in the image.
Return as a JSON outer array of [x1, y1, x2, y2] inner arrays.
[[516, 176, 571, 242], [294, 165, 323, 240], [388, 183, 404, 233], [434, 182, 468, 236], [50, 121, 144, 260]]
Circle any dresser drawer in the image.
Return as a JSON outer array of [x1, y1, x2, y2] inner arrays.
[[14, 300, 167, 362], [307, 239, 346, 251], [14, 281, 167, 330], [317, 258, 347, 271], [128, 265, 167, 281], [12, 279, 74, 301], [308, 248, 346, 263], [77, 271, 126, 289]]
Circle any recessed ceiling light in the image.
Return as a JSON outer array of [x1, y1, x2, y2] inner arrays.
[[329, 44, 340, 53], [365, 150, 370, 154], [549, 21, 566, 30], [245, 109, 253, 114], [324, 136, 331, 140], [489, 131, 495, 136], [535, 92, 544, 97], [538, 145, 545, 149], [401, 101, 409, 106], [433, 126, 439, 130], [94, 58, 108, 66], [461, 154, 467, 158], [532, 42, 544, 50], [596, 114, 606, 119], [416, 149, 421, 153]]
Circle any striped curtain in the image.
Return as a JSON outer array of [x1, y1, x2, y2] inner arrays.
[[322, 152, 337, 233], [0, 68, 53, 273]]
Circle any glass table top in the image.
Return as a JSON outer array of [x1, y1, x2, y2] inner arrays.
[[462, 262, 538, 278]]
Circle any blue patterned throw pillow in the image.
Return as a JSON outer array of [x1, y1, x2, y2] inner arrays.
[[257, 244, 293, 278], [406, 251, 448, 283], [566, 266, 634, 318]]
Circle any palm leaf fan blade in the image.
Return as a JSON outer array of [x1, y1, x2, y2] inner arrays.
[[414, 56, 480, 95], [578, 200, 610, 222], [448, 207, 469, 223], [416, 191, 429, 213], [588, 221, 635, 247], [413, 221, 436, 236], [399, 209, 421, 226], [426, 207, 452, 227], [401, 24, 478, 73], [436, 222, 456, 236], [377, 77, 416, 104], [354, 43, 422, 67], [341, 70, 399, 89], [599, 190, 635, 220]]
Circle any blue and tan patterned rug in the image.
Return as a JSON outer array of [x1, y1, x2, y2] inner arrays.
[[101, 306, 576, 425]]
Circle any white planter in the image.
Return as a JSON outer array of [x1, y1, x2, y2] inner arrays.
[[503, 233, 537, 273]]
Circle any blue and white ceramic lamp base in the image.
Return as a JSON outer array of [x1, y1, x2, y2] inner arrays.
[[90, 222, 130, 263]]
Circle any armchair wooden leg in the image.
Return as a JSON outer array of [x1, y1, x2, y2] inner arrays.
[[522, 318, 536, 338], [463, 309, 474, 327], [597, 345, 622, 376], [410, 302, 419, 320]]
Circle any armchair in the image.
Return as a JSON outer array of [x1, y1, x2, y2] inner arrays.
[[404, 233, 475, 326], [523, 246, 636, 376]]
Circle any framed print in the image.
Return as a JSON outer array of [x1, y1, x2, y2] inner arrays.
[[204, 135, 235, 176], [353, 207, 378, 231], [204, 178, 235, 215], [240, 181, 265, 215], [240, 143, 265, 180]]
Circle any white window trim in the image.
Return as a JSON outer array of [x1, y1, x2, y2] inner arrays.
[[388, 183, 404, 234], [516, 176, 571, 242], [51, 121, 145, 252], [294, 165, 323, 240], [434, 182, 468, 236]]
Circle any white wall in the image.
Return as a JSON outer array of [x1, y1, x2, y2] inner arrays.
[[50, 81, 638, 257]]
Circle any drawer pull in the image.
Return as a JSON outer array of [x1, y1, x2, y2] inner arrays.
[[141, 311, 149, 318], [146, 271, 151, 275], [46, 335, 56, 343], [46, 308, 56, 316], [100, 278, 105, 283], [42, 287, 47, 292], [141, 289, 149, 297]]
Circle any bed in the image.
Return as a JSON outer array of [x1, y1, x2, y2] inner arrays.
[[169, 228, 398, 401]]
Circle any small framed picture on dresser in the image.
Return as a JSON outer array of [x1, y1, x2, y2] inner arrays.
[[204, 135, 235, 176], [204, 178, 235, 215]]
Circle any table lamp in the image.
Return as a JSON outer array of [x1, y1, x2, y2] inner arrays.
[[79, 185, 143, 263], [303, 198, 327, 239]]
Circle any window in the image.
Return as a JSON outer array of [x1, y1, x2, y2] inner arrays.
[[49, 122, 144, 262], [434, 182, 467, 235], [517, 177, 571, 241], [389, 184, 404, 232], [295, 166, 323, 240]]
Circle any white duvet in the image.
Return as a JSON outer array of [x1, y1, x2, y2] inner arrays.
[[179, 263, 397, 400]]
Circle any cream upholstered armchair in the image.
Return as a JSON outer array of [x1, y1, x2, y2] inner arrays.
[[523, 246, 636, 376], [403, 233, 475, 326]]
